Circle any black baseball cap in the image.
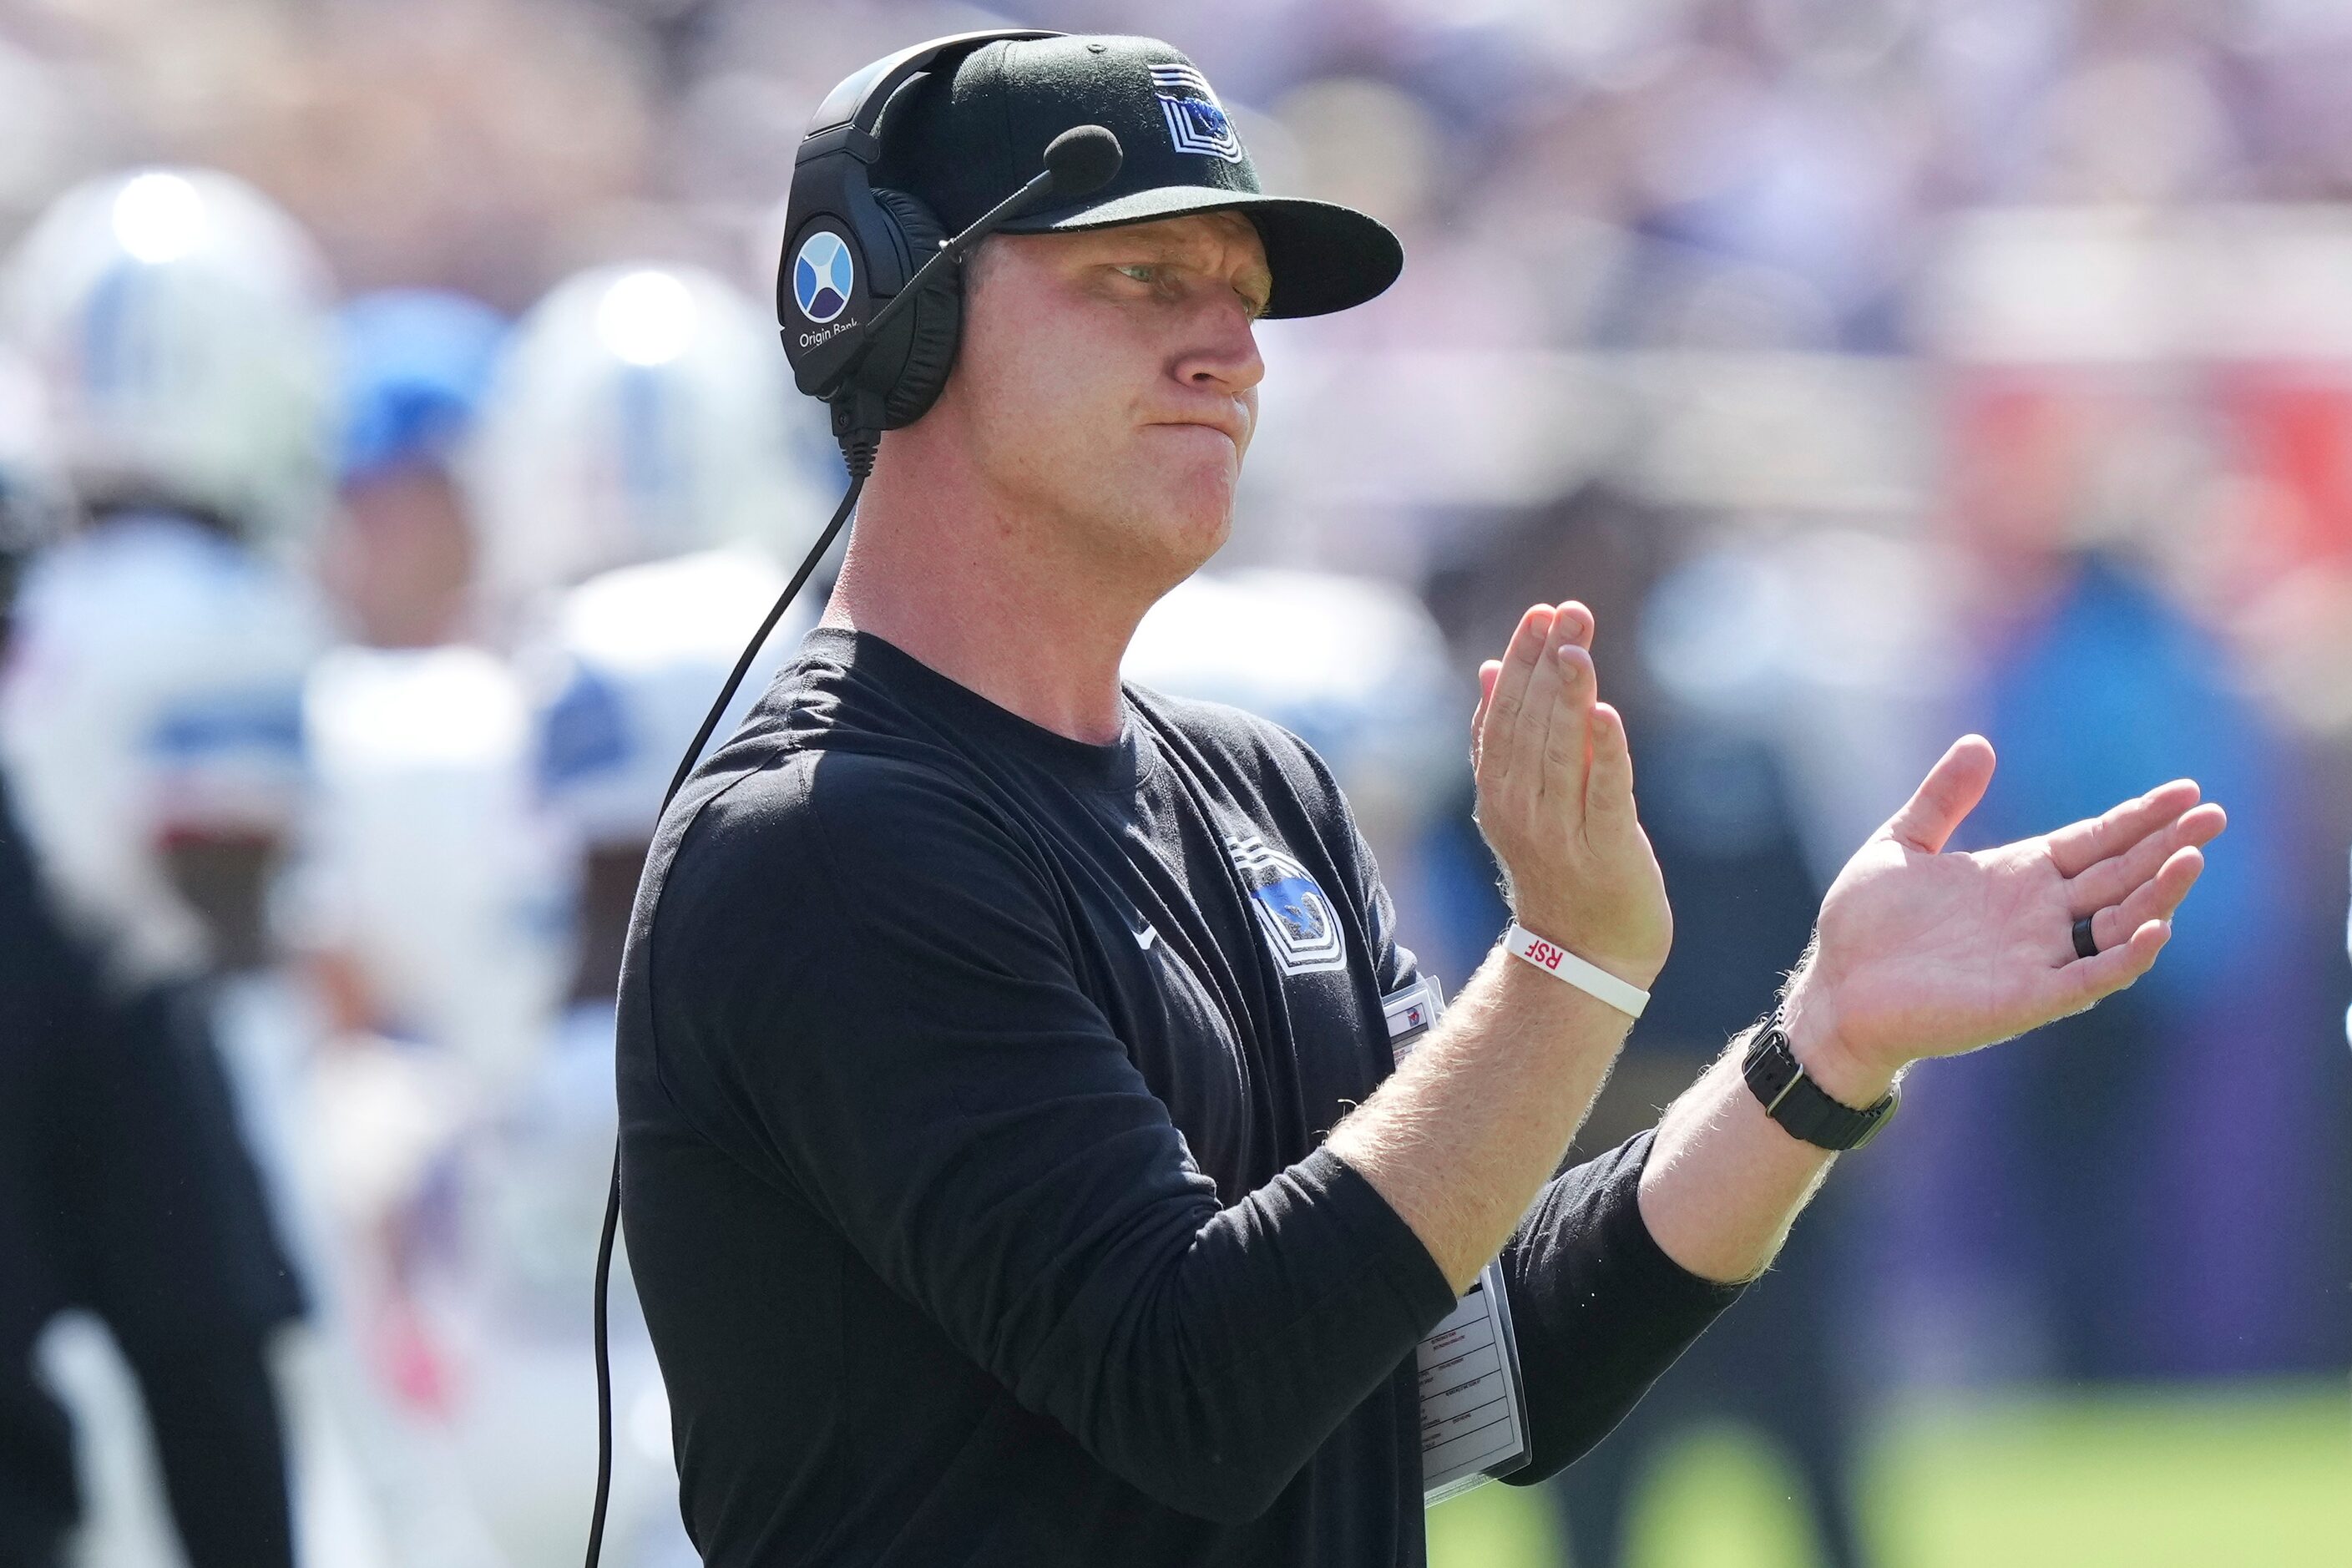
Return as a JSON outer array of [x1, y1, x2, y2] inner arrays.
[[871, 34, 1403, 320]]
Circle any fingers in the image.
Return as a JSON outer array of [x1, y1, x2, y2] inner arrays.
[[1476, 606, 1558, 792], [2047, 916, 2172, 1014], [1469, 660, 1502, 767], [1880, 734, 1997, 854], [2045, 778, 2203, 878], [1538, 640, 1596, 807], [2084, 844, 2204, 953], [1586, 701, 1635, 828], [2066, 801, 2226, 917], [1475, 599, 1601, 805]]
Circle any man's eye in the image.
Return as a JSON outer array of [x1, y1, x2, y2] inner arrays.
[[1115, 264, 1158, 284]]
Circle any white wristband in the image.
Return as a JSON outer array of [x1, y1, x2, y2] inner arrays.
[[1503, 922, 1651, 1019]]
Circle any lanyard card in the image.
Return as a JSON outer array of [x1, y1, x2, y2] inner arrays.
[[1380, 974, 1534, 1505]]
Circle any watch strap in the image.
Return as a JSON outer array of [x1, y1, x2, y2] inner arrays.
[[1741, 1014, 1899, 1151]]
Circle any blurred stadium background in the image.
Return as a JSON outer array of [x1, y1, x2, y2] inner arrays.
[[0, 1, 2346, 1565]]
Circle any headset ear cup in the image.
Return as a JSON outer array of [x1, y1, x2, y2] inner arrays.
[[867, 187, 963, 427]]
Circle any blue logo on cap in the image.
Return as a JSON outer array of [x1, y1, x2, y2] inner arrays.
[[792, 230, 853, 324], [1151, 63, 1245, 164]]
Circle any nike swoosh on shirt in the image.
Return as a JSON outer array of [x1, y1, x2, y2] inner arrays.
[[1131, 919, 1159, 950]]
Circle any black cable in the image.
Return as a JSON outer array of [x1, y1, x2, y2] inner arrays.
[[652, 466, 869, 820], [584, 452, 870, 1568]]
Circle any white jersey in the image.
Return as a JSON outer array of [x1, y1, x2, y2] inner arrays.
[[0, 510, 328, 980], [299, 644, 572, 1102]]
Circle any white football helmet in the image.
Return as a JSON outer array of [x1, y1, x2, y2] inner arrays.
[[527, 546, 808, 849], [3, 168, 337, 545], [468, 264, 833, 608]]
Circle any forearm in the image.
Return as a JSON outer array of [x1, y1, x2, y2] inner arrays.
[[1327, 944, 1636, 1292], [1497, 1130, 1747, 1481], [1634, 979, 1896, 1284]]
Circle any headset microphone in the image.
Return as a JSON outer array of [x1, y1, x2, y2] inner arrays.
[[1041, 122, 1126, 201], [580, 111, 1120, 1568]]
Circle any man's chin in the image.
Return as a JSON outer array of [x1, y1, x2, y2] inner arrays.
[[1047, 451, 1237, 584], [1154, 444, 1242, 515], [1154, 481, 1237, 562], [1108, 496, 1233, 586]]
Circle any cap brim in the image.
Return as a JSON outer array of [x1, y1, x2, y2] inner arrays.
[[999, 186, 1403, 319]]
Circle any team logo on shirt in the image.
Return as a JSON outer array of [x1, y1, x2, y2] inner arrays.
[[1225, 832, 1347, 976], [1151, 63, 1246, 164]]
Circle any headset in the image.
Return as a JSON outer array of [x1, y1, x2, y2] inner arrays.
[[778, 27, 1063, 459], [584, 29, 1121, 1565]]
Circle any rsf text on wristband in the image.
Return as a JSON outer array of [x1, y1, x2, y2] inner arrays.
[[1501, 922, 1651, 1019]]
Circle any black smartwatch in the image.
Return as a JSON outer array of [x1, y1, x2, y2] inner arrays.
[[1741, 1011, 1899, 1151]]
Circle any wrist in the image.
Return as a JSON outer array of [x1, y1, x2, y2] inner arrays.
[[1778, 974, 1899, 1108], [1500, 921, 1653, 1020], [1505, 911, 1665, 992]]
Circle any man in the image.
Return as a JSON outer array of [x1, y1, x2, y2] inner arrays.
[[0, 169, 326, 1568], [304, 285, 552, 1107], [617, 35, 2225, 1566]]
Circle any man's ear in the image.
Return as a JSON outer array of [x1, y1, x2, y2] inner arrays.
[[913, 235, 1014, 424]]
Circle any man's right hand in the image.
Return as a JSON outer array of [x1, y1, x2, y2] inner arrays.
[[1469, 602, 1672, 992], [1333, 599, 1677, 1288]]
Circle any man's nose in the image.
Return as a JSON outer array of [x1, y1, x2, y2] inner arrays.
[[1173, 296, 1265, 398]]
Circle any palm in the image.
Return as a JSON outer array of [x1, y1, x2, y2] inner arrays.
[[1815, 839, 2081, 1060], [1798, 737, 2224, 1073]]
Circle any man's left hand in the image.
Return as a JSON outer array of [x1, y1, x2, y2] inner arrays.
[[1776, 734, 2227, 1105]]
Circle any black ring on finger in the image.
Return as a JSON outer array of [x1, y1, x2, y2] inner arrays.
[[2071, 914, 2099, 961]]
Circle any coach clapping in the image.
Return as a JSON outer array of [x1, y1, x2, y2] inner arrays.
[[611, 31, 2224, 1568]]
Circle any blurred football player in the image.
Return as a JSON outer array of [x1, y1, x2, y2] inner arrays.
[[0, 168, 492, 1568], [299, 288, 565, 1146], [2, 168, 335, 993], [447, 261, 831, 1565], [289, 290, 570, 1568], [0, 169, 320, 1568]]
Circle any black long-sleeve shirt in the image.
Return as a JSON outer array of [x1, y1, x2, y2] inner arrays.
[[617, 627, 1743, 1566]]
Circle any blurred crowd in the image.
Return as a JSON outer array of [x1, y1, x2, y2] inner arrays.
[[0, 2, 2348, 1566]]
